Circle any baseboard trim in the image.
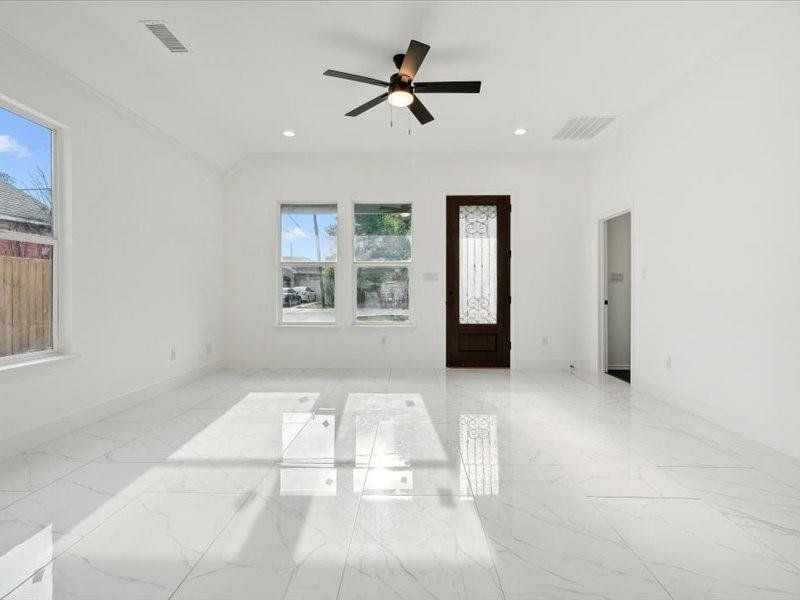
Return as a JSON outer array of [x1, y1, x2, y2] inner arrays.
[[226, 356, 593, 374], [223, 356, 444, 371], [514, 359, 584, 371], [0, 360, 222, 460], [632, 375, 800, 462]]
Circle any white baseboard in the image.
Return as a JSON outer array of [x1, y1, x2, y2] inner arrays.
[[0, 360, 222, 460], [632, 375, 800, 462], [226, 355, 591, 374], [223, 355, 444, 371], [514, 359, 585, 371]]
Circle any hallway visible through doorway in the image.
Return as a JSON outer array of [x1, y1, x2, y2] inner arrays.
[[600, 211, 631, 383]]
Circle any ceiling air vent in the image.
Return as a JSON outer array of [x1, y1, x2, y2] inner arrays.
[[553, 116, 615, 140], [142, 21, 188, 53]]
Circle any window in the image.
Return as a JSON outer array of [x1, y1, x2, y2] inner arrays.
[[0, 105, 56, 361], [279, 204, 337, 324], [353, 203, 412, 323]]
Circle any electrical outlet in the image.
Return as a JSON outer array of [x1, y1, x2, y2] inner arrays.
[[541, 336, 549, 347], [665, 355, 672, 370], [170, 347, 176, 362], [205, 343, 213, 355]]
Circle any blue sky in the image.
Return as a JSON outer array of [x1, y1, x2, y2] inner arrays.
[[281, 212, 337, 261], [0, 106, 52, 190]]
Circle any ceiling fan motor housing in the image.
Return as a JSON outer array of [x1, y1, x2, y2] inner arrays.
[[389, 72, 413, 95]]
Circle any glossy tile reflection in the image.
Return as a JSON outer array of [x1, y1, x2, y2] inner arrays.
[[460, 414, 499, 495], [0, 368, 799, 599], [281, 410, 336, 496]]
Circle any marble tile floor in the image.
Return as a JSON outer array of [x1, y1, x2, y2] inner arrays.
[[0, 368, 799, 599]]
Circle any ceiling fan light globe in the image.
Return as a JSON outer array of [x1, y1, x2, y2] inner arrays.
[[388, 90, 414, 108]]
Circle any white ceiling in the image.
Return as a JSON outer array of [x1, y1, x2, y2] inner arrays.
[[0, 1, 771, 169]]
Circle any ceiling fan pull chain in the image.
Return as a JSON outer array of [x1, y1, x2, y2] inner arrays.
[[408, 111, 411, 135]]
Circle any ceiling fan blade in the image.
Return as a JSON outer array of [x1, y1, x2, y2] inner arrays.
[[408, 96, 434, 125], [345, 93, 389, 116], [413, 81, 482, 94], [399, 40, 430, 79], [324, 69, 388, 87]]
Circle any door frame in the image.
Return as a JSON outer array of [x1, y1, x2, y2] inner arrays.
[[598, 208, 632, 375], [445, 195, 511, 368]]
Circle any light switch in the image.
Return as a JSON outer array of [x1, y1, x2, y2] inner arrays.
[[422, 272, 439, 282]]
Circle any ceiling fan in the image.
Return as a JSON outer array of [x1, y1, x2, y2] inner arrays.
[[323, 39, 481, 125]]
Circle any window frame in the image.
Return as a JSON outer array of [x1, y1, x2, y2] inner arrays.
[[276, 201, 340, 327], [351, 199, 414, 327], [0, 97, 65, 368]]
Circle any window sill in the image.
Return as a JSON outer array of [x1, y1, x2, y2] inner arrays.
[[274, 322, 340, 329], [0, 352, 78, 374], [352, 321, 416, 329]]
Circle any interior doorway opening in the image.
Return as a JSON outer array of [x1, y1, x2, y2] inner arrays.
[[599, 211, 631, 383]]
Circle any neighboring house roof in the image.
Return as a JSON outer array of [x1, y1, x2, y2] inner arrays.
[[0, 179, 51, 226]]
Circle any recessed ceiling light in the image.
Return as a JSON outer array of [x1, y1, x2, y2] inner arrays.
[[514, 128, 527, 136], [282, 130, 296, 138]]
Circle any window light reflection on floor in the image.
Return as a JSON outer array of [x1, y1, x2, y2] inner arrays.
[[0, 524, 53, 599], [281, 409, 336, 496], [167, 392, 321, 462], [0, 389, 504, 595]]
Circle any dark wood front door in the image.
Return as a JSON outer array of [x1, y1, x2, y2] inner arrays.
[[446, 195, 511, 367]]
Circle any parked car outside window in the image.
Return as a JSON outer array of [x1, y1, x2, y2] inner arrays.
[[282, 289, 302, 307], [293, 286, 318, 303]]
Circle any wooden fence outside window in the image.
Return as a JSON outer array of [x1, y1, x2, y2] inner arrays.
[[0, 255, 53, 357]]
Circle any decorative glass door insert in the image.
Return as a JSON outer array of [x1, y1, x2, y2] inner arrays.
[[459, 205, 498, 324]]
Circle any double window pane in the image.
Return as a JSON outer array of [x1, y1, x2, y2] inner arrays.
[[1, 106, 55, 358], [280, 204, 337, 323], [354, 203, 412, 324], [278, 203, 413, 325]]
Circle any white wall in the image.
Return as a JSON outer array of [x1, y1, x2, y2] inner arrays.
[[0, 32, 224, 447], [585, 4, 800, 459], [606, 212, 631, 369], [224, 153, 590, 370]]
